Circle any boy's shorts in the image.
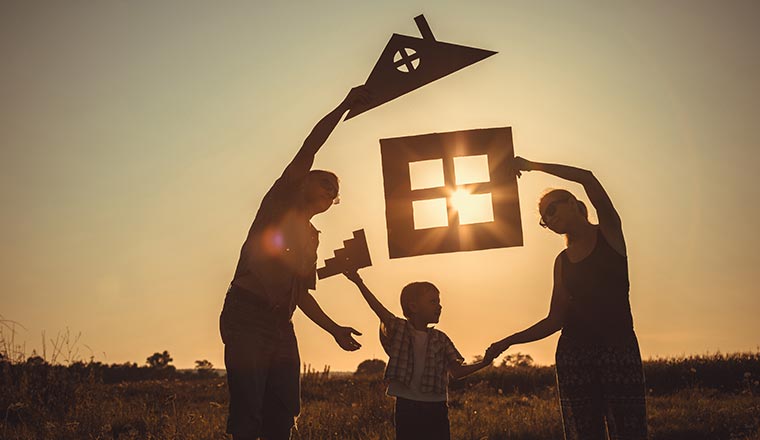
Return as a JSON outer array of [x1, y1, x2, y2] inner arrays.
[[395, 397, 450, 440]]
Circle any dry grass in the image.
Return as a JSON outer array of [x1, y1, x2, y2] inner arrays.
[[2, 349, 760, 439], [2, 367, 759, 439]]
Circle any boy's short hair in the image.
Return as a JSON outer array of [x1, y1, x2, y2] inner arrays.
[[400, 281, 439, 318]]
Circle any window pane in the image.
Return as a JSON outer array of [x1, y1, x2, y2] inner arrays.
[[409, 159, 444, 190], [412, 198, 448, 229], [453, 155, 490, 185], [455, 193, 494, 225]]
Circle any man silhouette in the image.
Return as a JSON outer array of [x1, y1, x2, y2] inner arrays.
[[219, 86, 370, 440]]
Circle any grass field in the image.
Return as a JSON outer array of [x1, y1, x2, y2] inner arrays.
[[1, 353, 759, 439]]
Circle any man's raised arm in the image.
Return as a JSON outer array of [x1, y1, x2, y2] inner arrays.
[[282, 86, 371, 180]]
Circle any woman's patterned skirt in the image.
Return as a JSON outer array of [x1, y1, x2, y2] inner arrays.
[[555, 334, 648, 440]]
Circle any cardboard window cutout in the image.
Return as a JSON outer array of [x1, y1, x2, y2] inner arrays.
[[317, 229, 372, 279], [380, 127, 522, 259], [345, 15, 497, 120]]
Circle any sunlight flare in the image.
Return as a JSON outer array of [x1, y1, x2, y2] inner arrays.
[[450, 188, 494, 225]]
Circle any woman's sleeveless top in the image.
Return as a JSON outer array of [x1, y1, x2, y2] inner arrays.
[[560, 228, 635, 345]]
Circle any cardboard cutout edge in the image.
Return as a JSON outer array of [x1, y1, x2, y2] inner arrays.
[[345, 14, 497, 120], [317, 229, 373, 279], [379, 127, 523, 259]]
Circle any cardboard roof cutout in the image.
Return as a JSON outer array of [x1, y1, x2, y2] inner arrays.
[[317, 229, 372, 279], [380, 127, 522, 259], [345, 14, 497, 120]]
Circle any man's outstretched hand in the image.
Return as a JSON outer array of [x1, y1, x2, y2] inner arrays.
[[332, 326, 363, 351], [340, 85, 372, 112]]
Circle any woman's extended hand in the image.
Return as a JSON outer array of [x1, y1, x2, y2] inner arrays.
[[513, 156, 533, 177]]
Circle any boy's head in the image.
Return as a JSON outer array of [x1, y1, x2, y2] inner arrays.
[[400, 281, 442, 324]]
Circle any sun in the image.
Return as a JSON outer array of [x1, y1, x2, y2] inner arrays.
[[450, 188, 471, 211]]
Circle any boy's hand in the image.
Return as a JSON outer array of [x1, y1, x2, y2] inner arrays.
[[342, 269, 362, 285], [332, 326, 362, 351]]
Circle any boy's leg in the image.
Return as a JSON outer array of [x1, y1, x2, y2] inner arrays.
[[395, 398, 450, 440], [415, 400, 450, 440], [395, 398, 421, 440], [427, 401, 451, 440]]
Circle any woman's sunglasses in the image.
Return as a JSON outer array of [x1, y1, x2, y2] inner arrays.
[[539, 197, 569, 228]]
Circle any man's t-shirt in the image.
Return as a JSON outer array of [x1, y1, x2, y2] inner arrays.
[[231, 173, 318, 315]]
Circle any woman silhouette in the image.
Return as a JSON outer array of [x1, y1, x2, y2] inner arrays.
[[487, 157, 647, 439]]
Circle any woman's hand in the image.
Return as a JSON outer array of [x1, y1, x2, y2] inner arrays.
[[513, 156, 534, 178]]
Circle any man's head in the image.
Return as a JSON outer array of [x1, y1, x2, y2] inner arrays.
[[400, 281, 442, 324], [300, 170, 339, 216]]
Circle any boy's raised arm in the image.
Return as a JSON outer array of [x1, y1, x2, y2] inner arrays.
[[343, 269, 395, 325]]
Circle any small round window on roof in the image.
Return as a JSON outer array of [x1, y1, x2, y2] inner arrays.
[[393, 48, 420, 73]]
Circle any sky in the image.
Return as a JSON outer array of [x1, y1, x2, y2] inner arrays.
[[1, 1, 759, 371]]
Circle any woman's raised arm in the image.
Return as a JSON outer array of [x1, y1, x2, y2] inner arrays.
[[515, 156, 626, 255]]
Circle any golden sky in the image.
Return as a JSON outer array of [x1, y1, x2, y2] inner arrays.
[[2, 1, 759, 370]]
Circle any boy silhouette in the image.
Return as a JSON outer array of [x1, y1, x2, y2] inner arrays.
[[344, 269, 493, 440]]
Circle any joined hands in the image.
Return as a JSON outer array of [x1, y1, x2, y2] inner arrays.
[[485, 339, 511, 363]]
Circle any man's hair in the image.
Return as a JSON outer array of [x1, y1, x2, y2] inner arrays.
[[400, 281, 439, 319], [308, 169, 339, 186]]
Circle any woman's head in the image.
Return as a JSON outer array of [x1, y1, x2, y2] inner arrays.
[[538, 189, 588, 234], [300, 170, 340, 215]]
